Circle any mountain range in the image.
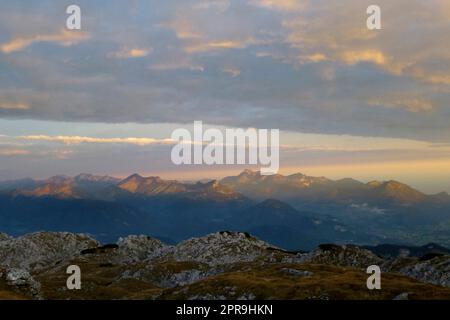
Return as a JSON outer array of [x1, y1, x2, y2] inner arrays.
[[1, 170, 449, 249]]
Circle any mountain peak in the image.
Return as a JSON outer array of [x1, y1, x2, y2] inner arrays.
[[130, 173, 144, 179], [287, 173, 306, 179], [239, 169, 259, 176], [74, 173, 119, 184], [117, 174, 186, 195], [367, 180, 426, 204], [117, 174, 146, 193], [367, 180, 383, 188], [195, 180, 237, 196], [45, 175, 72, 184], [122, 173, 144, 182], [76, 173, 95, 180], [202, 179, 220, 188]]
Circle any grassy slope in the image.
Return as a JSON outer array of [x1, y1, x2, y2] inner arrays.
[[26, 259, 450, 300]]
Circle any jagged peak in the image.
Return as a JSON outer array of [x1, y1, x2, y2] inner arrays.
[[335, 177, 362, 184], [199, 179, 219, 187], [196, 180, 235, 194], [381, 180, 424, 194], [120, 173, 145, 182], [384, 180, 407, 187], [121, 174, 167, 183], [74, 173, 119, 183], [239, 169, 260, 176], [367, 180, 383, 187], [45, 175, 72, 184], [287, 172, 307, 179], [368, 180, 411, 189]]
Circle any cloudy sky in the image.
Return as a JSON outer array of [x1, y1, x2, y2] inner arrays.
[[0, 0, 449, 193]]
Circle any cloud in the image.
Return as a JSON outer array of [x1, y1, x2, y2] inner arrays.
[[109, 47, 152, 59], [18, 135, 175, 146], [341, 50, 386, 66], [368, 98, 433, 113], [185, 40, 247, 53], [281, 0, 450, 84], [193, 0, 230, 11], [0, 102, 30, 110], [166, 18, 204, 40], [149, 62, 204, 72], [0, 148, 30, 156], [0, 0, 449, 144], [0, 29, 89, 53], [301, 53, 328, 64], [251, 0, 305, 11]]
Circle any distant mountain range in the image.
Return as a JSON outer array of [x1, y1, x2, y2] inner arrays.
[[221, 169, 449, 206], [1, 170, 450, 249], [363, 243, 450, 259]]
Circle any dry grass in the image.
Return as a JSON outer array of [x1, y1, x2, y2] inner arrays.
[[160, 263, 450, 300], [2, 259, 449, 300]]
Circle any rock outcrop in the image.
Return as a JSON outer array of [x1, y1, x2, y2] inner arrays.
[[168, 231, 275, 266], [0, 231, 449, 300], [290, 244, 383, 268], [397, 256, 450, 287], [114, 235, 169, 263], [0, 232, 11, 242], [0, 232, 99, 271], [4, 268, 41, 298]]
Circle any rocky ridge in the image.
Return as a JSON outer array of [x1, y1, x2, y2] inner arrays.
[[0, 232, 99, 271], [0, 231, 449, 300]]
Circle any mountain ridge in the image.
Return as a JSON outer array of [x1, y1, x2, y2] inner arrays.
[[1, 170, 450, 248], [1, 170, 446, 202], [1, 231, 449, 300]]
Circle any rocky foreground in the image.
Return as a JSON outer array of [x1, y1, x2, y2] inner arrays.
[[0, 231, 449, 300]]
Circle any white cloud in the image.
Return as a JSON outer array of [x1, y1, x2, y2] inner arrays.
[[18, 135, 175, 146]]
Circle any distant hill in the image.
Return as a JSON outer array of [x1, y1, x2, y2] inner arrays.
[[363, 243, 450, 259]]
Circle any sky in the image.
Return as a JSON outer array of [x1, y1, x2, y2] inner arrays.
[[0, 0, 449, 193]]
